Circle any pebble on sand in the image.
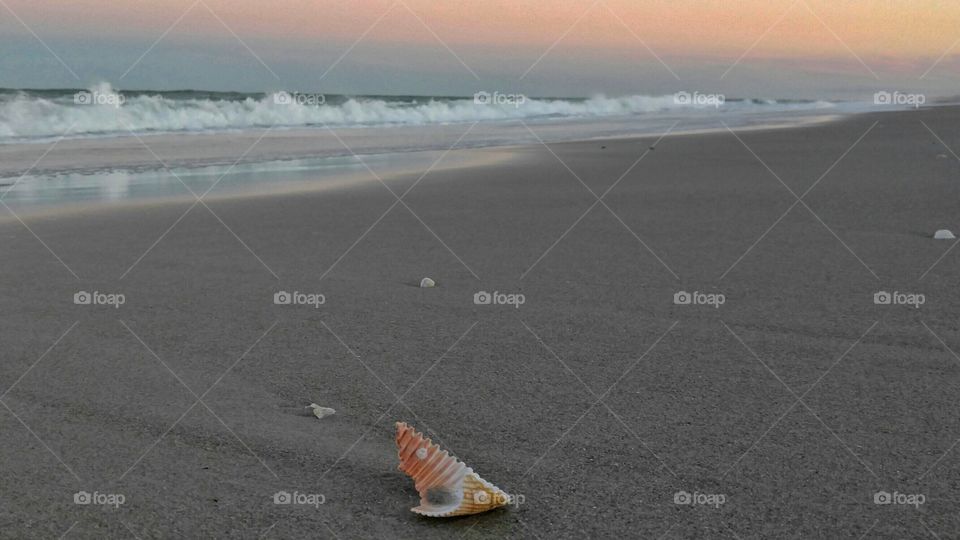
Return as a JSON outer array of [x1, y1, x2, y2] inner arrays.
[[307, 404, 336, 419], [934, 229, 956, 240], [420, 277, 436, 288]]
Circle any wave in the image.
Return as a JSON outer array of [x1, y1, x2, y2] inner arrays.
[[0, 83, 837, 141]]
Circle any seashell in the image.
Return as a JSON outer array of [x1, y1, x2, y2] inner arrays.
[[395, 422, 509, 517], [420, 277, 436, 288], [934, 229, 956, 240], [307, 404, 335, 419]]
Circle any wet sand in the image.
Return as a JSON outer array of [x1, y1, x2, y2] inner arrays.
[[0, 112, 839, 179], [2, 107, 960, 538]]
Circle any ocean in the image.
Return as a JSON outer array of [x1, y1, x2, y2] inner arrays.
[[0, 83, 892, 210], [0, 83, 860, 143]]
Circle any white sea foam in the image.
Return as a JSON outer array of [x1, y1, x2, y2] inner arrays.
[[0, 83, 838, 141]]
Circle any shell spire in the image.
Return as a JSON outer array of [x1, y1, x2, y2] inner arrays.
[[395, 422, 510, 517]]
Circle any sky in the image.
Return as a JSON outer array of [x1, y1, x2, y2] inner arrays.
[[1, 0, 959, 99]]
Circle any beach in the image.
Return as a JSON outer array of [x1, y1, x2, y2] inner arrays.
[[2, 106, 960, 538]]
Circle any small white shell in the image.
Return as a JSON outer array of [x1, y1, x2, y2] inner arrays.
[[420, 277, 436, 288], [307, 404, 335, 419], [934, 229, 956, 240]]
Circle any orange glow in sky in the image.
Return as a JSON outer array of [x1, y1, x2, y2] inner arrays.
[[4, 0, 960, 94], [7, 0, 960, 64]]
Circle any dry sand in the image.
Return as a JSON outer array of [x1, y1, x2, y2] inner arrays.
[[2, 107, 960, 538]]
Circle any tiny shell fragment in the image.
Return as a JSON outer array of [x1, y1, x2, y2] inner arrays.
[[307, 404, 335, 419]]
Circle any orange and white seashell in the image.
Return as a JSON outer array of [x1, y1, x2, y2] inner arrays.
[[395, 422, 510, 517]]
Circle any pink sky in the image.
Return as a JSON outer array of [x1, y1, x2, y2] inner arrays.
[[9, 0, 960, 63], [3, 0, 959, 94]]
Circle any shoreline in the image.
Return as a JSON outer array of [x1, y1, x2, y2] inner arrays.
[[0, 148, 513, 224], [0, 108, 861, 180], [0, 110, 873, 222]]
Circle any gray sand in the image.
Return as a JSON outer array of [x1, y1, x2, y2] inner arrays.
[[2, 107, 960, 538]]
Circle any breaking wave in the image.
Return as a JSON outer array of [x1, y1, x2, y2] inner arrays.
[[0, 83, 837, 142]]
